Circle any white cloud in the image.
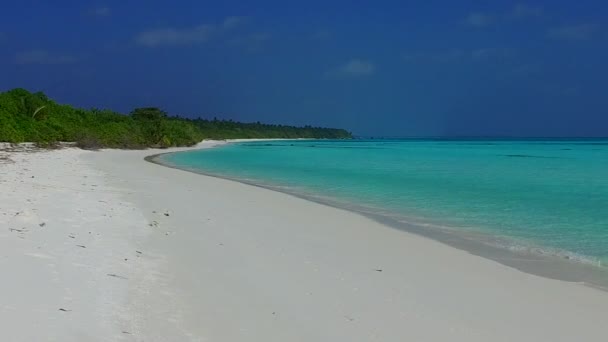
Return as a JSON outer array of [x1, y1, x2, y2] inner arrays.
[[403, 48, 514, 63], [466, 5, 542, 27], [465, 12, 495, 27], [471, 47, 514, 60], [548, 24, 599, 41], [91, 6, 111, 17], [228, 32, 271, 51], [136, 24, 215, 47], [136, 16, 245, 47], [15, 50, 78, 65], [512, 4, 543, 18], [222, 16, 246, 29], [329, 59, 376, 78], [404, 49, 466, 63]]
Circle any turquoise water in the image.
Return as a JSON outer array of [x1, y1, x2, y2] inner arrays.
[[161, 139, 608, 265]]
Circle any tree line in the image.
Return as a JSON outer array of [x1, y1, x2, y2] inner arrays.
[[0, 88, 352, 148]]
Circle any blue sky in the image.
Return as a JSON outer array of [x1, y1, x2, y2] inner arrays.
[[1, 0, 606, 136]]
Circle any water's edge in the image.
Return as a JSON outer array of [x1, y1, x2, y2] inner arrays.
[[145, 149, 608, 292]]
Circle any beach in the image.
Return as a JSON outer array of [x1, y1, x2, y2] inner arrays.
[[2, 142, 608, 341]]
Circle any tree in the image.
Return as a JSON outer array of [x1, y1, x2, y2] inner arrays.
[[0, 88, 352, 146], [130, 107, 168, 145], [130, 107, 167, 121]]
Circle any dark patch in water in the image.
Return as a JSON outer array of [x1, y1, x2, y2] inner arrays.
[[241, 143, 383, 150], [242, 143, 385, 150], [503, 154, 558, 159], [242, 143, 290, 147], [305, 145, 385, 150]]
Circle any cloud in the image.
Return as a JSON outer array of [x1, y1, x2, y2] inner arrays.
[[465, 12, 495, 27], [227, 32, 271, 52], [222, 16, 246, 29], [466, 5, 541, 27], [512, 4, 543, 18], [136, 25, 215, 47], [91, 6, 111, 17], [328, 59, 376, 78], [136, 16, 245, 47], [15, 50, 78, 65], [403, 49, 465, 63], [547, 24, 599, 41], [471, 47, 515, 60], [403, 48, 514, 63]]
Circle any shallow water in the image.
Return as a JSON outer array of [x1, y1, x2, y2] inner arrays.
[[161, 139, 608, 266]]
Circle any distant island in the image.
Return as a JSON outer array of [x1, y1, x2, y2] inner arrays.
[[0, 88, 352, 148]]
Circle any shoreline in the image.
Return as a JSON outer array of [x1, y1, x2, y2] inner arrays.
[[151, 143, 608, 291], [91, 144, 608, 341]]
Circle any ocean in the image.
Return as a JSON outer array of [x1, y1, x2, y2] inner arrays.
[[159, 139, 608, 268]]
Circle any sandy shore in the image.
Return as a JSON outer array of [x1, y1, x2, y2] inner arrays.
[[2, 142, 608, 341], [1, 147, 148, 341]]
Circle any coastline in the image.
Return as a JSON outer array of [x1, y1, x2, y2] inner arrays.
[[93, 143, 608, 341], [151, 144, 608, 291], [3, 141, 608, 341]]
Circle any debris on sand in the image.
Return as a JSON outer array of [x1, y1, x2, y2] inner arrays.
[[107, 273, 128, 280]]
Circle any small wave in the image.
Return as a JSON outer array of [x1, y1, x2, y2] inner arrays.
[[499, 242, 604, 267]]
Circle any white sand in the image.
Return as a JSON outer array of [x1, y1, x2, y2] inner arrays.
[[2, 142, 608, 341], [0, 147, 148, 341]]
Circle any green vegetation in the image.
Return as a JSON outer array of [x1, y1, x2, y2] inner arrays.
[[190, 119, 351, 139], [0, 88, 352, 148]]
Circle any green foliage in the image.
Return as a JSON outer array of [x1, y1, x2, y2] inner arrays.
[[0, 88, 352, 148], [130, 107, 168, 145], [188, 119, 352, 139]]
